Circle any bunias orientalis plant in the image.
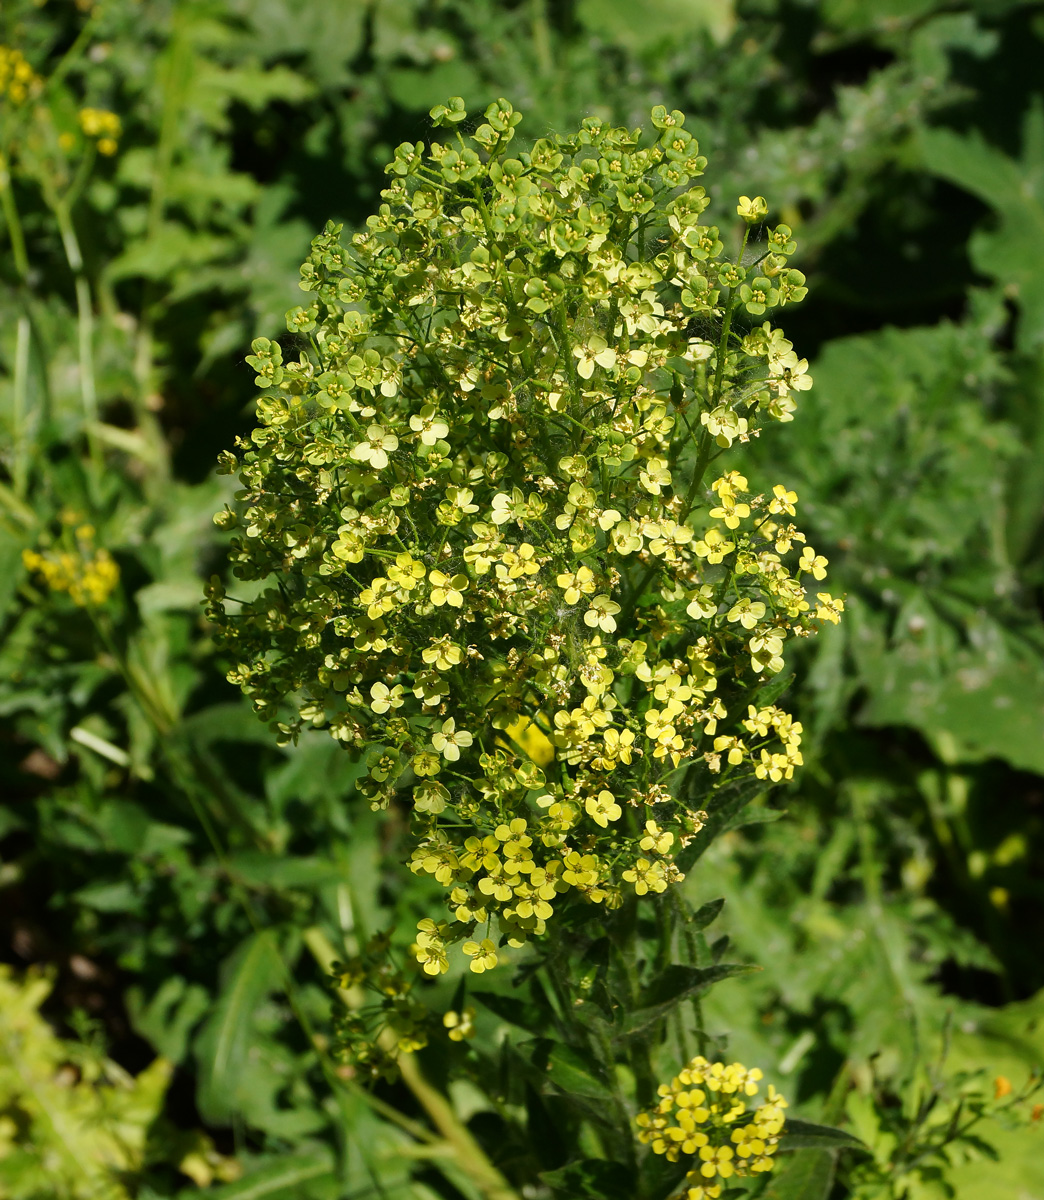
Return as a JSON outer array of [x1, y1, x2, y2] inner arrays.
[[209, 92, 840, 972], [208, 97, 843, 1189]]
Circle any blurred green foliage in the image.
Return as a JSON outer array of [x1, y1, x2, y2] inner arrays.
[[1, 0, 1044, 1197]]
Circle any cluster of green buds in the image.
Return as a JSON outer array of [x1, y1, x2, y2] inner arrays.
[[330, 931, 434, 1082], [208, 98, 842, 975]]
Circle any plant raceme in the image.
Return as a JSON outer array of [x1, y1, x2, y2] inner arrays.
[[209, 99, 839, 997]]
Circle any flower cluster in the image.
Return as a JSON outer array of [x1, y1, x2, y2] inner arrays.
[[78, 107, 121, 156], [330, 932, 434, 1082], [23, 525, 119, 607], [636, 1056, 787, 1196], [209, 99, 842, 975], [0, 45, 41, 106]]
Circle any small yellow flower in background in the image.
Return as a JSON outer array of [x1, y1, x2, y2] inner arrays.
[[503, 714, 555, 766], [23, 526, 119, 608], [443, 1007, 476, 1041], [78, 107, 122, 155], [413, 918, 449, 975], [0, 46, 42, 105], [995, 1075, 1013, 1099]]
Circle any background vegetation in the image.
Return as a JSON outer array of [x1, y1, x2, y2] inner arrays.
[[1, 0, 1043, 1197]]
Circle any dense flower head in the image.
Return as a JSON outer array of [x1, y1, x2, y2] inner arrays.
[[23, 524, 119, 607], [209, 98, 842, 974], [0, 45, 42, 106], [78, 107, 122, 156], [636, 1056, 787, 1190]]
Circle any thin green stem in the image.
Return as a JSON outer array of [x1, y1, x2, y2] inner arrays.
[[0, 154, 30, 281], [52, 199, 98, 430], [12, 315, 30, 497]]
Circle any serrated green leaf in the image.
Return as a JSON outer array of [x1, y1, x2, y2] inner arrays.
[[612, 964, 759, 1044], [761, 1148, 836, 1200], [540, 1158, 634, 1200], [519, 1038, 614, 1099], [782, 1118, 869, 1152], [474, 990, 550, 1034], [919, 101, 1044, 350]]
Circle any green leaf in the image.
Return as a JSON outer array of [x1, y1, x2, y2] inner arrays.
[[540, 1159, 634, 1200], [126, 975, 210, 1064], [194, 931, 284, 1123], [576, 0, 735, 48], [612, 964, 759, 1044], [919, 101, 1044, 350], [473, 990, 550, 1034], [641, 962, 757, 1008], [761, 1148, 836, 1200], [519, 1038, 614, 1100], [782, 1118, 869, 1152], [177, 1152, 336, 1199], [689, 897, 725, 930]]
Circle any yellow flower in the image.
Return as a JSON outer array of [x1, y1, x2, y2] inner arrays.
[[798, 546, 828, 580], [350, 423, 398, 469], [429, 569, 467, 607], [585, 789, 621, 827], [698, 1145, 734, 1179], [369, 682, 404, 713], [409, 404, 449, 445], [768, 484, 797, 516], [421, 637, 463, 671], [726, 598, 766, 630], [556, 565, 595, 604], [584, 594, 621, 632], [736, 195, 768, 223], [443, 1007, 476, 1041], [463, 938, 498, 973], [431, 718, 473, 761]]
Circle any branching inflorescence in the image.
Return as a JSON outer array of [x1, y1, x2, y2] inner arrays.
[[208, 98, 842, 980]]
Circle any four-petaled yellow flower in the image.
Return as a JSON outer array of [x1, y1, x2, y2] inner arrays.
[[573, 334, 617, 379], [429, 569, 467, 606], [409, 404, 449, 445], [585, 789, 622, 827], [443, 1007, 477, 1041], [369, 682, 404, 713], [585, 594, 621, 632], [463, 938, 498, 973], [351, 423, 398, 469], [798, 547, 828, 580], [431, 717, 473, 761], [557, 565, 596, 604]]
